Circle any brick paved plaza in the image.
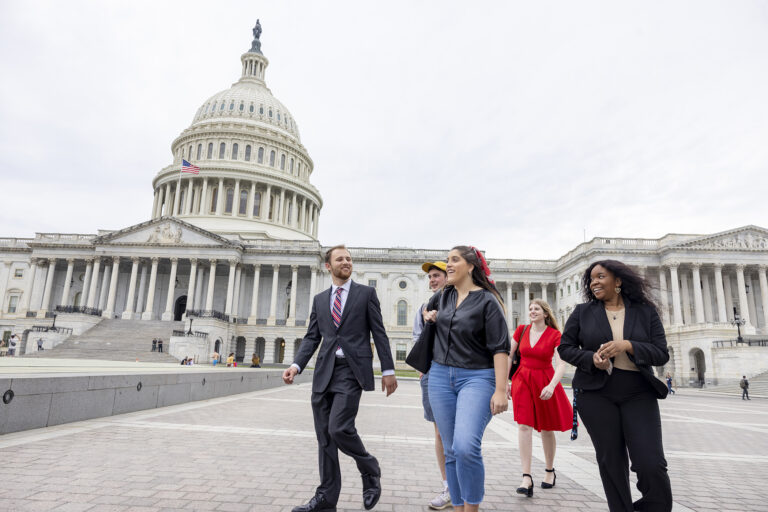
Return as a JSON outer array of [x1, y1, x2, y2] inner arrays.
[[0, 376, 764, 511]]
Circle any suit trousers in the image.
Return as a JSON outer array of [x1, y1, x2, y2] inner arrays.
[[578, 369, 672, 512], [311, 357, 379, 505]]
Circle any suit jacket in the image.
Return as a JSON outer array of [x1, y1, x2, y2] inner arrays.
[[294, 281, 395, 393], [557, 299, 670, 398]]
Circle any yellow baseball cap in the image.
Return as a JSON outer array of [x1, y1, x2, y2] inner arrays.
[[421, 261, 447, 273]]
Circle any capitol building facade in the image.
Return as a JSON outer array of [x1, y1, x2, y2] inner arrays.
[[1, 26, 767, 387]]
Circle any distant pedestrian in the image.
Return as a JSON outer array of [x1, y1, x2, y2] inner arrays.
[[8, 334, 18, 356], [226, 352, 235, 367], [666, 373, 675, 395], [151, 338, 157, 352], [157, 338, 164, 353], [740, 375, 750, 400], [181, 357, 188, 365], [212, 351, 220, 366], [251, 353, 261, 368], [37, 338, 44, 351]]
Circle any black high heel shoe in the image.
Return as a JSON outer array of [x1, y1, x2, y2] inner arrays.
[[541, 468, 556, 489], [516, 473, 533, 497]]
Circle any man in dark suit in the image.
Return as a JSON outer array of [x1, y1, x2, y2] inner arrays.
[[283, 245, 398, 512]]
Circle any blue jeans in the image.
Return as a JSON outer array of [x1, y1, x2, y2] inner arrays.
[[428, 361, 495, 506]]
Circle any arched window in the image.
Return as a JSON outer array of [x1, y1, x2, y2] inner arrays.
[[269, 150, 275, 167], [188, 145, 193, 160], [181, 147, 185, 158], [232, 143, 239, 160], [239, 190, 248, 215], [225, 187, 234, 213], [207, 143, 213, 159], [277, 112, 281, 121], [229, 101, 234, 110], [197, 144, 202, 160], [219, 102, 225, 111], [289, 158, 294, 174], [239, 102, 244, 112], [73, 292, 82, 307], [268, 109, 273, 118], [259, 105, 264, 115], [258, 147, 264, 163], [244, 145, 251, 161], [210, 188, 218, 213], [280, 154, 286, 170], [253, 191, 261, 216], [249, 103, 254, 113], [210, 102, 216, 112], [397, 300, 408, 326]]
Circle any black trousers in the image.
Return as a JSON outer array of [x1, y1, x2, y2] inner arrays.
[[310, 357, 379, 505], [579, 369, 672, 512], [742, 388, 749, 399]]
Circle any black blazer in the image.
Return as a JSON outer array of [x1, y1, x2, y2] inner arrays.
[[294, 281, 395, 393], [558, 299, 670, 398]]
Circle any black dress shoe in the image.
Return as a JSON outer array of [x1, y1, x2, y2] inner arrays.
[[362, 473, 381, 510], [291, 494, 336, 512]]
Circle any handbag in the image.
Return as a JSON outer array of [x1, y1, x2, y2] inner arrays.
[[508, 324, 530, 380], [406, 291, 442, 374]]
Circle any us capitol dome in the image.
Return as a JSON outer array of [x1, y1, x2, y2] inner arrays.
[[150, 21, 322, 241]]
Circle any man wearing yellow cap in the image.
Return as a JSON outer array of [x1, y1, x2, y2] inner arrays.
[[414, 261, 450, 509]]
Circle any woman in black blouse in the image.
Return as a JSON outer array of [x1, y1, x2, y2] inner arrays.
[[558, 260, 672, 512], [423, 245, 510, 512]]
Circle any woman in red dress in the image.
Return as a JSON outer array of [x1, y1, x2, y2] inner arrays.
[[508, 299, 572, 497]]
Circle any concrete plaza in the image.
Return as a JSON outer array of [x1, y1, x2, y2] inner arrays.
[[0, 376, 764, 511]]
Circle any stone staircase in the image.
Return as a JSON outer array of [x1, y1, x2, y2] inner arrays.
[[705, 370, 768, 398], [24, 319, 183, 363]]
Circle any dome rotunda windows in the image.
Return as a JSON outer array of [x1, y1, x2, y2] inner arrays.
[[268, 109, 272, 118], [253, 191, 261, 217], [259, 105, 264, 115], [239, 102, 244, 112], [197, 144, 202, 160], [239, 190, 248, 215], [219, 143, 226, 159], [257, 147, 264, 163], [244, 145, 251, 161], [207, 143, 214, 159], [232, 143, 239, 160], [249, 104, 254, 113], [219, 102, 225, 111], [280, 154, 285, 170], [269, 150, 275, 167], [225, 187, 234, 213], [229, 101, 235, 111]]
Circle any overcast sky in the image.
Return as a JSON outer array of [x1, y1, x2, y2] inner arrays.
[[1, 1, 767, 259]]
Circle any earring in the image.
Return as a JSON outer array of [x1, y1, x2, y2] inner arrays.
[[615, 286, 621, 294]]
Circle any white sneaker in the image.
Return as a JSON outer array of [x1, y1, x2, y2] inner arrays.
[[428, 488, 451, 510]]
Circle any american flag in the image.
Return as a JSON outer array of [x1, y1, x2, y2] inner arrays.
[[181, 159, 200, 174]]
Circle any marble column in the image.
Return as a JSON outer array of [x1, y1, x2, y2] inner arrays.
[[136, 262, 148, 314], [60, 258, 75, 307], [81, 258, 94, 307], [288, 265, 298, 326], [122, 257, 140, 319], [194, 266, 204, 310], [248, 264, 261, 324], [142, 257, 159, 320], [541, 283, 548, 304], [152, 189, 160, 218], [278, 189, 286, 223], [291, 194, 298, 227], [205, 259, 217, 310], [161, 258, 179, 321], [98, 263, 112, 311], [735, 265, 751, 326], [224, 260, 237, 317], [668, 264, 683, 325], [20, 259, 39, 313], [312, 206, 319, 237], [163, 183, 171, 216], [747, 272, 758, 327], [200, 178, 208, 214], [264, 184, 272, 220], [39, 259, 57, 315], [248, 182, 256, 219], [658, 267, 670, 325], [701, 272, 713, 323], [186, 258, 198, 312], [506, 282, 513, 328], [216, 178, 224, 215], [307, 266, 318, 322], [232, 179, 240, 216], [691, 264, 705, 324], [523, 282, 531, 319], [86, 258, 101, 308], [104, 257, 121, 318], [185, 179, 194, 215], [680, 271, 691, 325], [268, 264, 279, 324], [723, 272, 734, 320], [758, 265, 768, 331], [713, 264, 727, 323], [233, 265, 243, 320]]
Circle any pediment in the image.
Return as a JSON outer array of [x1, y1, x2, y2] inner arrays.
[[674, 225, 768, 250], [92, 217, 239, 248]]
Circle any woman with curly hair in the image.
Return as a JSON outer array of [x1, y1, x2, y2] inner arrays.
[[558, 260, 672, 511]]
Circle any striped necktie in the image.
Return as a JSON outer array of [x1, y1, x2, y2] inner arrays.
[[332, 287, 343, 328]]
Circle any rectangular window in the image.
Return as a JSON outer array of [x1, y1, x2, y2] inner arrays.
[[207, 143, 213, 159], [219, 143, 226, 159], [368, 279, 377, 288], [511, 291, 517, 300], [197, 144, 202, 160], [396, 343, 407, 362], [14, 269, 23, 278], [245, 145, 251, 161], [8, 295, 19, 313], [253, 192, 261, 216], [567, 285, 571, 295], [225, 188, 234, 213]]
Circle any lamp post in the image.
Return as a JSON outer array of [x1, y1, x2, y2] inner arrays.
[[187, 317, 193, 336], [50, 313, 58, 332], [730, 306, 746, 343]]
